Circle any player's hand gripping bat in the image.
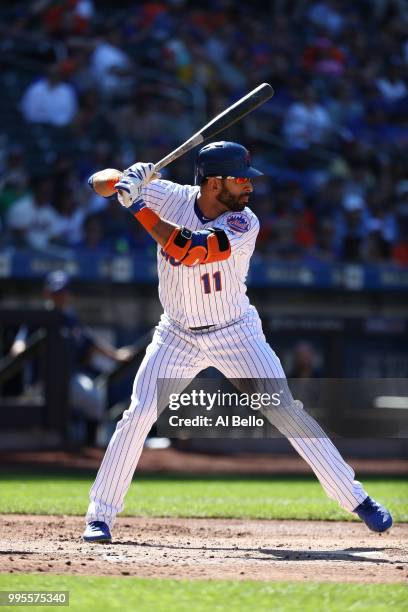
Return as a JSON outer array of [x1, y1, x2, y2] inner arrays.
[[89, 82, 274, 197]]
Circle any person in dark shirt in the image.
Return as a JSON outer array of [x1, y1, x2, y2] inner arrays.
[[10, 270, 133, 444]]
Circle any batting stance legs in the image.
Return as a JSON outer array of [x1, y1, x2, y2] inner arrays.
[[86, 320, 210, 527], [86, 306, 367, 528], [198, 307, 368, 511]]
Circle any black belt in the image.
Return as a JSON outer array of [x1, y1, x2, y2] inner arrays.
[[189, 325, 215, 331]]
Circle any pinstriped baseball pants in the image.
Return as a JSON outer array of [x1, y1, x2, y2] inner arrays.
[[86, 306, 368, 527]]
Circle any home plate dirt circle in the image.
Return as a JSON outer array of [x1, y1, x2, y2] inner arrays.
[[0, 515, 407, 583]]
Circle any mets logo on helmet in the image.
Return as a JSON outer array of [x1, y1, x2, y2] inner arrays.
[[226, 212, 251, 233]]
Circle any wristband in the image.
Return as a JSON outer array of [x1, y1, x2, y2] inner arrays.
[[132, 200, 160, 232], [128, 198, 146, 214], [126, 198, 159, 231], [136, 207, 160, 231]]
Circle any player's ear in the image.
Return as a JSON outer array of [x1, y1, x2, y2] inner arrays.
[[205, 177, 222, 192]]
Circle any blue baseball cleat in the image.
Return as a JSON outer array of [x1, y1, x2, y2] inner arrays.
[[82, 521, 112, 543], [353, 496, 392, 533]]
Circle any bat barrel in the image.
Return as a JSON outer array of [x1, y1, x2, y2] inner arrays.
[[155, 83, 274, 172]]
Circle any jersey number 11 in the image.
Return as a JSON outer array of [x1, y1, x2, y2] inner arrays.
[[201, 271, 222, 294]]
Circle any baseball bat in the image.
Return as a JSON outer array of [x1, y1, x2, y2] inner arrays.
[[90, 83, 274, 196], [154, 82, 274, 172]]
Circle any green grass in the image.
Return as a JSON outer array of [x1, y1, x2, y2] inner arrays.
[[0, 575, 406, 612], [0, 473, 406, 522]]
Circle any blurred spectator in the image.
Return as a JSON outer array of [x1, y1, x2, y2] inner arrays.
[[157, 97, 195, 143], [89, 27, 134, 98], [6, 175, 61, 249], [163, 36, 194, 84], [302, 36, 346, 77], [95, 195, 151, 253], [313, 175, 345, 220], [376, 63, 407, 103], [71, 89, 111, 139], [270, 215, 303, 260], [77, 213, 105, 251], [342, 158, 376, 200], [10, 270, 134, 446], [288, 341, 322, 378], [311, 219, 337, 262], [0, 145, 28, 223], [307, 1, 345, 35], [327, 81, 364, 128], [363, 221, 392, 263], [338, 194, 368, 261], [20, 63, 78, 126], [53, 188, 85, 246], [283, 88, 333, 149]]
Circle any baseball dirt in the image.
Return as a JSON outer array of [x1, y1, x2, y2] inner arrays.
[[1, 515, 407, 583]]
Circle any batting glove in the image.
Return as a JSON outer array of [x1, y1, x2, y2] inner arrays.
[[115, 162, 159, 208]]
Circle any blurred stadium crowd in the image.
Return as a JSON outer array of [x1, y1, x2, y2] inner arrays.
[[0, 0, 407, 266]]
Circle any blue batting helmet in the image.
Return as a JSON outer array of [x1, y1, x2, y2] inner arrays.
[[194, 141, 263, 185]]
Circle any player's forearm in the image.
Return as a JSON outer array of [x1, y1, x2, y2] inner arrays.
[[93, 342, 119, 360], [134, 214, 176, 247], [124, 199, 175, 246], [126, 200, 230, 266]]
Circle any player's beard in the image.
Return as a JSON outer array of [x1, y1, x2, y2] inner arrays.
[[216, 184, 248, 211]]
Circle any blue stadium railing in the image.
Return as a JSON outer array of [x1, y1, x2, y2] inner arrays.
[[0, 248, 407, 291]]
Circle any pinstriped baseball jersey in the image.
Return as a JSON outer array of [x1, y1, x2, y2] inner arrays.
[[141, 179, 259, 328]]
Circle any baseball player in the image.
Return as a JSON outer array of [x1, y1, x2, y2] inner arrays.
[[83, 142, 392, 542]]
